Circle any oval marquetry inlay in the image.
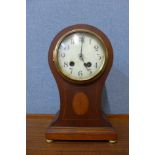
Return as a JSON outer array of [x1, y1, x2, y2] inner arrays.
[[72, 92, 89, 115]]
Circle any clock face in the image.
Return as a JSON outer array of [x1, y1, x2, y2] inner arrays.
[[55, 32, 107, 81]]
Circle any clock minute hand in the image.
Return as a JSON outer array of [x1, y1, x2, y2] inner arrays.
[[79, 36, 84, 61]]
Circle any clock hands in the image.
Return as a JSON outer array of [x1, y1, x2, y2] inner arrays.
[[79, 35, 84, 61], [78, 36, 92, 71]]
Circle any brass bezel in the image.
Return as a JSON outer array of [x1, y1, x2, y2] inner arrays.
[[53, 28, 109, 83]]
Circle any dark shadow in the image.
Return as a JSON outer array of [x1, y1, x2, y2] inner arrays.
[[101, 66, 129, 114], [50, 140, 110, 143], [102, 86, 111, 114]]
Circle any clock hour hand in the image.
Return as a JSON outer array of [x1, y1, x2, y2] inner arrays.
[[79, 53, 84, 61]]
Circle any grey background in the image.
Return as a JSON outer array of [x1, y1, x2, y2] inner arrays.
[[26, 0, 129, 114]]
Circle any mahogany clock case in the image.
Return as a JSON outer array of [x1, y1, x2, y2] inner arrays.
[[46, 24, 117, 141]]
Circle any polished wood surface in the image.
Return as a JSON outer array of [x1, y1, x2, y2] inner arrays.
[[47, 24, 116, 140], [27, 114, 129, 155]]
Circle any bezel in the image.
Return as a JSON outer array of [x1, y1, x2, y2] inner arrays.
[[49, 24, 113, 84]]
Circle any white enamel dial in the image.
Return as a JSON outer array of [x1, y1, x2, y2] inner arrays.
[[56, 32, 106, 81]]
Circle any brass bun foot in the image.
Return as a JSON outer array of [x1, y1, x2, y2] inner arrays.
[[46, 139, 54, 143], [109, 140, 117, 144]]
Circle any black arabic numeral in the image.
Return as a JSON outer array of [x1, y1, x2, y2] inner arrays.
[[94, 45, 99, 51], [78, 70, 83, 76], [64, 62, 68, 67], [89, 38, 91, 44], [69, 68, 73, 74], [61, 52, 65, 58], [95, 62, 98, 68], [64, 45, 69, 50], [71, 38, 74, 44], [97, 54, 101, 60], [79, 36, 84, 43], [88, 69, 92, 74]]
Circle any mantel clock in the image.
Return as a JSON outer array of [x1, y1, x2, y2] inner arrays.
[[45, 24, 117, 143]]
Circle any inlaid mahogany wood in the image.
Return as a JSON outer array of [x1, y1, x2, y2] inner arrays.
[[46, 24, 117, 141]]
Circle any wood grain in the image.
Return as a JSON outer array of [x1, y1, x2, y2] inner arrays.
[[27, 114, 129, 155], [72, 92, 89, 115]]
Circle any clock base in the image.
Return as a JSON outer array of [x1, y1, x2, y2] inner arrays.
[[45, 126, 117, 141]]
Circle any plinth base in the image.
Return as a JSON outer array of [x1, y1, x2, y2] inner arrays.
[[45, 126, 117, 141]]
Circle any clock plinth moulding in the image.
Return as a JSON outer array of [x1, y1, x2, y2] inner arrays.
[[45, 24, 117, 142]]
